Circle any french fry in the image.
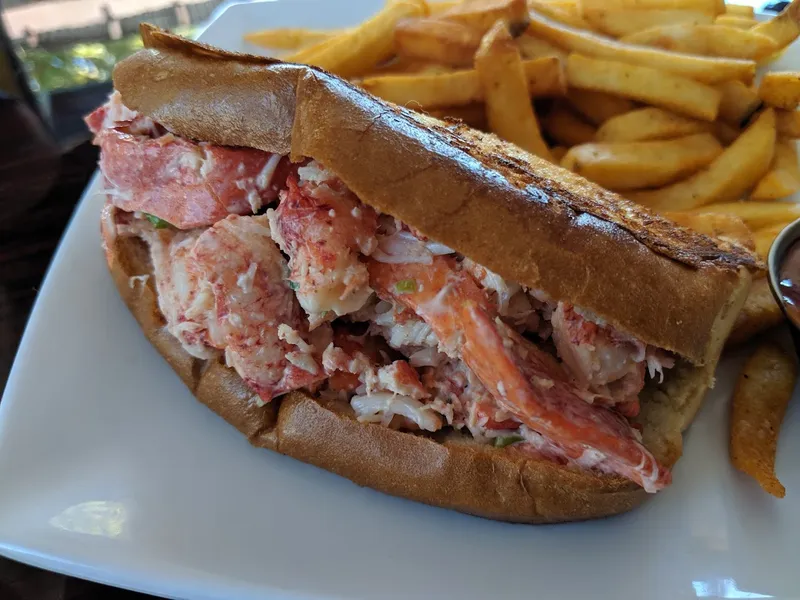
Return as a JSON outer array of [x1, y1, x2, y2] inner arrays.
[[428, 103, 488, 129], [664, 211, 755, 248], [561, 134, 722, 190], [777, 110, 800, 138], [629, 109, 776, 210], [429, 0, 460, 14], [580, 8, 713, 38], [442, 0, 530, 35], [243, 28, 339, 50], [394, 18, 482, 67], [475, 22, 552, 159], [566, 90, 636, 125], [759, 71, 800, 110], [726, 3, 754, 18], [535, 0, 579, 7], [751, 0, 800, 49], [359, 56, 565, 107], [527, 10, 756, 84], [286, 1, 425, 78], [716, 80, 762, 125], [516, 34, 569, 60], [286, 30, 350, 64], [620, 24, 777, 61], [753, 224, 787, 258], [520, 55, 569, 97], [596, 107, 711, 142], [730, 342, 797, 499], [576, 0, 721, 13], [566, 53, 722, 121], [551, 145, 569, 161], [751, 139, 800, 201], [688, 199, 800, 230], [544, 105, 597, 146], [531, 1, 592, 28], [713, 120, 741, 144], [714, 15, 756, 29], [365, 56, 438, 76], [727, 278, 785, 346]]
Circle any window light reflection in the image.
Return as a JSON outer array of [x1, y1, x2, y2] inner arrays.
[[49, 500, 127, 538]]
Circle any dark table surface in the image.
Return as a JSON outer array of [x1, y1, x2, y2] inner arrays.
[[0, 99, 161, 599]]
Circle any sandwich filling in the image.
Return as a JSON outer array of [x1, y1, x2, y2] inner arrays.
[[89, 94, 676, 493]]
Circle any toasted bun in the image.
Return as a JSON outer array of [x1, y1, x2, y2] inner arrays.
[[103, 212, 744, 523], [113, 24, 759, 367]]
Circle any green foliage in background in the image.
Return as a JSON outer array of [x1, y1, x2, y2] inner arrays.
[[16, 27, 196, 93]]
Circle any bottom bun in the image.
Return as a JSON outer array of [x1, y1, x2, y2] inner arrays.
[[102, 217, 726, 524]]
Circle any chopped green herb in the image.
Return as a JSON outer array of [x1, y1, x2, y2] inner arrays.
[[144, 213, 171, 229], [493, 434, 524, 449], [287, 280, 299, 291], [395, 279, 418, 294]]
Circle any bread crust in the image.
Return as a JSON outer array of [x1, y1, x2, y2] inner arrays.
[[98, 25, 755, 522], [114, 24, 759, 366]]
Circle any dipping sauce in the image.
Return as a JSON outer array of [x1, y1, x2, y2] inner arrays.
[[780, 239, 800, 324]]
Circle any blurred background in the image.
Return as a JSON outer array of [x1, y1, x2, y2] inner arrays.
[[4, 0, 224, 143], [0, 1, 225, 596]]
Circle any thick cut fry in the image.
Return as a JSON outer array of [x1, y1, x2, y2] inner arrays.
[[777, 110, 800, 138], [726, 3, 754, 18], [713, 121, 741, 144], [428, 103, 488, 129], [621, 24, 777, 60], [751, 139, 800, 201], [562, 134, 722, 190], [629, 109, 776, 210], [531, 1, 591, 28], [577, 0, 721, 13], [751, 0, 800, 49], [286, 1, 425, 77], [544, 105, 597, 146], [753, 224, 787, 258], [515, 34, 569, 60], [394, 18, 482, 67], [527, 10, 755, 83], [286, 31, 348, 63], [728, 278, 785, 346], [716, 80, 763, 125], [664, 211, 754, 248], [689, 199, 800, 230], [566, 89, 636, 125], [551, 145, 569, 161], [429, 0, 460, 14], [442, 0, 530, 35], [359, 56, 565, 107], [596, 107, 711, 142], [730, 342, 797, 498], [580, 8, 713, 37], [714, 15, 756, 29], [566, 53, 721, 121], [475, 22, 552, 159], [759, 72, 800, 110], [243, 28, 338, 50]]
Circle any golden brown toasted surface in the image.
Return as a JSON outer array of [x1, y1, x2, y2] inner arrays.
[[113, 25, 757, 366]]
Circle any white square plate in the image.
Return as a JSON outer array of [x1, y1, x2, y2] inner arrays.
[[1, 2, 799, 599]]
